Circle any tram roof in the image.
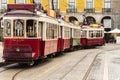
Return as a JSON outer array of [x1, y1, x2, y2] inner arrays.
[[81, 27, 104, 30], [59, 19, 81, 29], [4, 10, 38, 17], [37, 12, 59, 25]]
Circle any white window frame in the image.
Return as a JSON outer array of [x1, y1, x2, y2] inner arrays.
[[1, 0, 7, 10], [68, 0, 76, 9], [104, 0, 111, 8], [86, 0, 94, 9]]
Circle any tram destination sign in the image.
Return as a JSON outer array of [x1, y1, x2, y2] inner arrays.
[[7, 4, 35, 12]]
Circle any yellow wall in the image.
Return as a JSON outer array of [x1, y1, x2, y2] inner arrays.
[[26, 0, 32, 4], [41, 0, 49, 11], [8, 0, 33, 4], [76, 0, 85, 12], [59, 0, 67, 12], [8, 0, 14, 4], [94, 0, 103, 11], [7, 0, 103, 12]]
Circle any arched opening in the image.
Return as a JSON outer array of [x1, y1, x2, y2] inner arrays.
[[69, 16, 78, 23], [85, 16, 96, 24], [101, 16, 112, 31], [101, 16, 112, 43]]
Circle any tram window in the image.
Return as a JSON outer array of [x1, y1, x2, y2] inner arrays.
[[4, 19, 11, 37], [38, 22, 42, 37], [96, 30, 99, 37], [13, 19, 24, 37], [46, 23, 58, 39], [58, 26, 61, 38], [74, 29, 80, 38], [26, 20, 37, 37], [64, 27, 70, 38], [81, 30, 86, 38], [93, 31, 96, 38], [100, 31, 102, 37], [89, 31, 93, 38]]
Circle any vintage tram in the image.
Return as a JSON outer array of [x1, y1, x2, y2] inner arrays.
[[2, 4, 104, 65], [80, 24, 105, 47], [2, 4, 81, 65]]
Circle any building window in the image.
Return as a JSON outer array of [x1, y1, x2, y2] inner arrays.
[[104, 0, 111, 8], [1, 0, 7, 11], [15, 0, 26, 4], [68, 0, 75, 9], [85, 0, 94, 13], [53, 0, 58, 10], [103, 0, 111, 12], [34, 0, 41, 3], [67, 0, 77, 13], [86, 0, 93, 9]]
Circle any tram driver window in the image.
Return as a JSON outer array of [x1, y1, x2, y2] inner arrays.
[[4, 19, 11, 37], [26, 20, 37, 37], [13, 19, 24, 37]]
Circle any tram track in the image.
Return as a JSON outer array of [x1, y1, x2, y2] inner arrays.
[[59, 50, 100, 80], [82, 47, 120, 80], [11, 68, 27, 80], [82, 53, 100, 80], [11, 49, 106, 80], [0, 63, 20, 74], [60, 53, 89, 80]]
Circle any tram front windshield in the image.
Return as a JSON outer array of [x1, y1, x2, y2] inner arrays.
[[4, 19, 37, 38]]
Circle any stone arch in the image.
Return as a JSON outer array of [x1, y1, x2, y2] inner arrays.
[[101, 16, 112, 31], [69, 16, 78, 23], [85, 16, 96, 24]]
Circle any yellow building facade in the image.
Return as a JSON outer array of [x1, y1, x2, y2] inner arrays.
[[7, 0, 103, 12]]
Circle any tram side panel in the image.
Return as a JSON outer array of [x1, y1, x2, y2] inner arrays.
[[62, 26, 70, 50], [72, 29, 81, 48], [41, 22, 58, 56], [87, 38, 105, 46], [57, 26, 64, 52]]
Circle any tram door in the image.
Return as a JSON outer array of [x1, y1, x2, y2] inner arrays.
[[60, 26, 63, 51], [70, 28, 73, 48], [26, 20, 37, 37]]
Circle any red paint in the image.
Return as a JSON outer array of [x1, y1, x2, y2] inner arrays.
[[63, 39, 70, 50], [7, 4, 35, 11], [87, 38, 104, 46], [81, 38, 104, 46], [3, 38, 42, 62], [80, 38, 87, 46], [57, 38, 64, 52], [41, 39, 58, 56]]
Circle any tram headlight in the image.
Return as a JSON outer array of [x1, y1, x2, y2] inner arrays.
[[16, 48, 20, 52]]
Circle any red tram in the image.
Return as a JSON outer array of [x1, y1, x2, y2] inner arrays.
[[2, 4, 104, 65], [81, 24, 105, 47]]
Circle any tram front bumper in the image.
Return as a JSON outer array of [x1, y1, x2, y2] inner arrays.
[[3, 47, 33, 64]]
